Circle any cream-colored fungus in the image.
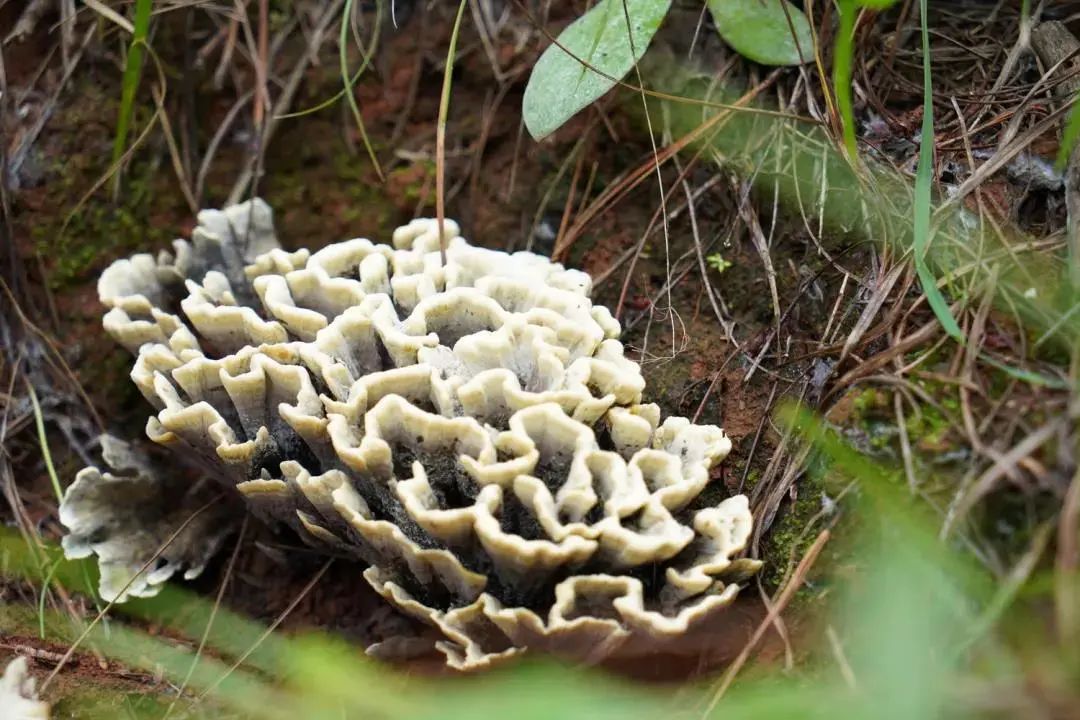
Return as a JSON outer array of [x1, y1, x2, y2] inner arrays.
[[63, 199, 761, 669]]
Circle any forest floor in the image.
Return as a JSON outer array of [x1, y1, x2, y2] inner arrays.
[[1, 1, 1078, 716]]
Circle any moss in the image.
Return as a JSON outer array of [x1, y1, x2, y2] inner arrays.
[[0, 602, 51, 640], [22, 73, 190, 291], [744, 467, 761, 488], [32, 156, 183, 291], [387, 161, 435, 205], [903, 402, 953, 454], [834, 381, 965, 457], [51, 688, 179, 719], [635, 347, 726, 424], [638, 356, 702, 420], [757, 467, 829, 596], [846, 387, 891, 420], [260, 123, 400, 246]]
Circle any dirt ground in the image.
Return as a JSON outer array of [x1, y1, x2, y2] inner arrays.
[[2, 0, 1078, 712]]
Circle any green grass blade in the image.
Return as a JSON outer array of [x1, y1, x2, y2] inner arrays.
[[833, 1, 898, 160], [111, 0, 153, 194], [278, 0, 381, 121], [339, 0, 384, 180], [914, 0, 963, 341], [833, 0, 857, 160], [37, 557, 62, 639], [1055, 95, 1080, 172], [976, 352, 1068, 389], [26, 381, 62, 502]]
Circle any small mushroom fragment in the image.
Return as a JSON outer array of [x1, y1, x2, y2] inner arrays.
[[67, 199, 761, 669], [0, 657, 50, 719], [59, 436, 235, 602]]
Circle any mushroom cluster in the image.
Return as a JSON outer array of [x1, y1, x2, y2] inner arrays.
[[63, 200, 760, 669]]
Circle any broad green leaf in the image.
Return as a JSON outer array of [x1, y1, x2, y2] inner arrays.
[[707, 0, 814, 67], [522, 0, 671, 140]]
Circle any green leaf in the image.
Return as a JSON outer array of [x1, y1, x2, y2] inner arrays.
[[522, 0, 671, 140], [707, 0, 815, 67]]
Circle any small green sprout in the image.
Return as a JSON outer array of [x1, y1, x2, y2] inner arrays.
[[707, 253, 733, 274]]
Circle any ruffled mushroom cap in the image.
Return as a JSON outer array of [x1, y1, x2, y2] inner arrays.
[[71, 199, 761, 669], [59, 436, 234, 602]]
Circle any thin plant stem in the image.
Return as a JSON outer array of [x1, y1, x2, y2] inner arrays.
[[436, 0, 469, 266]]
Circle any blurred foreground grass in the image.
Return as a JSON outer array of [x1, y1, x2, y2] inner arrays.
[[3, 405, 1073, 719]]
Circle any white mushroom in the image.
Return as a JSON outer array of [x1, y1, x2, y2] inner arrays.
[[63, 199, 761, 670]]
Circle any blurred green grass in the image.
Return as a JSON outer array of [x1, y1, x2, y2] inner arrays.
[[5, 404, 1072, 719]]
